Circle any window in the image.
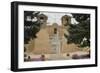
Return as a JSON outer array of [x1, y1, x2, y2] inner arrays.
[[40, 17, 44, 20], [54, 28, 57, 34]]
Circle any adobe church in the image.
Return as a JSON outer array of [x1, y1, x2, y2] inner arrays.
[[24, 13, 85, 56]]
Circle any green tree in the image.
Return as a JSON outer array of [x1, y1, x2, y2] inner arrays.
[[65, 14, 90, 47], [24, 11, 41, 44]]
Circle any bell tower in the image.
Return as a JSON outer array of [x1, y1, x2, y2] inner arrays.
[[61, 15, 71, 27], [37, 14, 48, 28]]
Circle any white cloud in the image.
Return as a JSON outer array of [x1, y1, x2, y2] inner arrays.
[[32, 17, 37, 22], [71, 18, 79, 25]]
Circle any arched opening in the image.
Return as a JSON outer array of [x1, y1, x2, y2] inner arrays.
[[54, 28, 57, 34]]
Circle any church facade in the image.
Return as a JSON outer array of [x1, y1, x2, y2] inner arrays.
[[25, 14, 84, 54]]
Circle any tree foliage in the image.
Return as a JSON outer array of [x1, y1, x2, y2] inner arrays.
[[65, 14, 90, 47], [24, 11, 41, 44]]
